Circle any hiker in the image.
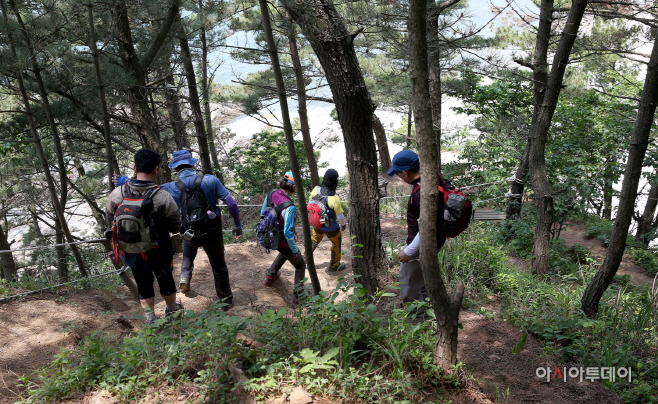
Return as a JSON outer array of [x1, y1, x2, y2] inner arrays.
[[387, 150, 446, 306], [105, 149, 183, 324], [160, 150, 242, 310], [261, 172, 306, 305], [307, 169, 347, 271], [114, 150, 242, 310]]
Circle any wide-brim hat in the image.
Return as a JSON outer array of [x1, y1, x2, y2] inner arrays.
[[168, 150, 199, 169]]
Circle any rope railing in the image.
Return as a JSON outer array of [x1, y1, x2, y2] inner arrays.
[[0, 238, 106, 255], [0, 266, 129, 303], [0, 180, 517, 302]]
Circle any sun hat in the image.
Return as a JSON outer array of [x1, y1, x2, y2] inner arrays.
[[168, 150, 199, 169]]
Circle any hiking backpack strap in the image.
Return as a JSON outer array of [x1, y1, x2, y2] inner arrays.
[[192, 175, 204, 192], [274, 200, 293, 215], [437, 173, 454, 191]]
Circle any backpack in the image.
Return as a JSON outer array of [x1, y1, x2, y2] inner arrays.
[[176, 176, 214, 239], [307, 187, 335, 229], [412, 173, 472, 239], [255, 190, 293, 253], [112, 184, 160, 258]]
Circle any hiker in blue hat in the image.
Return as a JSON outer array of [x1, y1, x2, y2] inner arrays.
[[115, 150, 242, 310], [388, 150, 446, 311]]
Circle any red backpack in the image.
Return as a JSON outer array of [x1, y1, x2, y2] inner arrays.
[[412, 173, 472, 238], [307, 187, 334, 229]]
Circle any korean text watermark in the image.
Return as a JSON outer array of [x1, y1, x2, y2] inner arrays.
[[535, 366, 631, 383]]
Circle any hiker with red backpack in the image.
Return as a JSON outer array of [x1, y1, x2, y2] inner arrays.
[[105, 149, 183, 324], [307, 169, 347, 272], [388, 150, 472, 307], [259, 172, 306, 305]]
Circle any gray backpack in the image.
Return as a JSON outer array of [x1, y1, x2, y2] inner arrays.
[[113, 185, 160, 254]]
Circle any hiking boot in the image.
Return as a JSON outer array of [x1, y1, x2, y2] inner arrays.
[[330, 263, 346, 272], [179, 279, 190, 292], [165, 303, 184, 319], [145, 312, 159, 325], [263, 271, 281, 286]]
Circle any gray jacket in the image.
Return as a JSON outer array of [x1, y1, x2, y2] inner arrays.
[[105, 180, 181, 234]]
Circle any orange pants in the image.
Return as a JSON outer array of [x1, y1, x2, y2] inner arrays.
[[310, 228, 342, 270]]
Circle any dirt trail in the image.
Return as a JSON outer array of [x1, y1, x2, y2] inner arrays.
[[0, 234, 354, 404], [0, 221, 631, 404], [559, 221, 656, 287]]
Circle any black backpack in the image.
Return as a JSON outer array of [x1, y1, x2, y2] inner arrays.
[[176, 176, 214, 239], [255, 190, 293, 253]]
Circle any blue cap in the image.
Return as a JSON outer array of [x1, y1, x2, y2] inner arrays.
[[168, 150, 199, 169], [387, 150, 419, 176]]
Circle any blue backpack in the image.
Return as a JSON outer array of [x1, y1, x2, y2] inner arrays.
[[255, 191, 293, 253]]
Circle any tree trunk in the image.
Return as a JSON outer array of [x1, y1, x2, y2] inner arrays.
[[602, 178, 613, 220], [282, 0, 386, 294], [582, 34, 658, 318], [112, 0, 179, 183], [426, 0, 442, 171], [508, 0, 552, 219], [164, 72, 190, 150], [53, 217, 68, 282], [287, 19, 320, 187], [199, 20, 221, 174], [0, 223, 17, 281], [7, 0, 88, 278], [258, 0, 321, 295], [408, 0, 464, 371], [507, 146, 529, 218], [406, 107, 413, 149], [529, 0, 587, 275], [177, 15, 212, 174], [635, 179, 658, 247], [372, 114, 392, 174]]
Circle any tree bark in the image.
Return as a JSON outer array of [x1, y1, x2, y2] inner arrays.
[[177, 14, 212, 174], [258, 0, 321, 295], [0, 223, 16, 281], [507, 146, 529, 218], [409, 0, 464, 371], [636, 179, 658, 247], [199, 18, 221, 174], [372, 114, 392, 174], [508, 0, 552, 219], [7, 0, 88, 279], [427, 0, 442, 171], [529, 0, 587, 275], [287, 19, 320, 188], [407, 107, 413, 149], [164, 72, 190, 150], [602, 178, 613, 220], [282, 0, 386, 294], [112, 0, 179, 183], [88, 4, 116, 192], [582, 34, 658, 318]]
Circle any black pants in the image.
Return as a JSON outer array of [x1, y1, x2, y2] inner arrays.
[[180, 232, 232, 303], [268, 246, 306, 295], [125, 248, 176, 300]]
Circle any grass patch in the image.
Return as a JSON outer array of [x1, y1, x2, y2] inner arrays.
[[22, 279, 460, 403]]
